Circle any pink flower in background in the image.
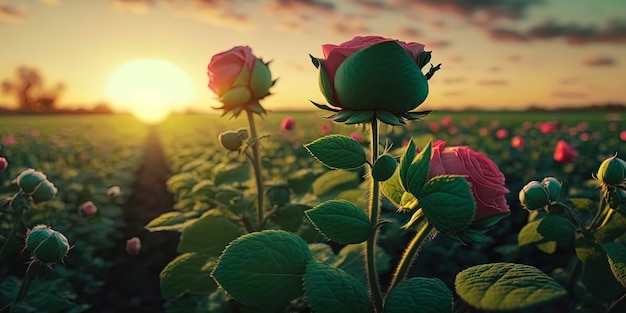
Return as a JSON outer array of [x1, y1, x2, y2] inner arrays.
[[429, 140, 510, 221], [80, 201, 98, 217], [321, 124, 331, 135], [479, 128, 489, 136], [440, 116, 452, 127], [489, 120, 500, 129], [540, 122, 557, 134], [349, 132, 364, 143], [428, 122, 440, 133], [468, 116, 479, 126], [609, 123, 618, 131], [554, 140, 578, 162], [0, 157, 7, 172], [126, 237, 141, 255], [511, 136, 525, 150], [576, 122, 589, 132], [569, 127, 578, 136], [579, 133, 590, 142], [621, 131, 626, 141], [448, 126, 458, 135], [521, 121, 533, 131], [2, 135, 16, 146], [280, 117, 295, 131], [495, 129, 508, 139]]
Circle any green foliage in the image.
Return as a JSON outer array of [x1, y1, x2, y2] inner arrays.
[[602, 242, 626, 287], [575, 238, 625, 301], [405, 141, 432, 197], [333, 243, 390, 287], [383, 277, 453, 313], [305, 200, 370, 244], [177, 213, 243, 256], [312, 169, 360, 198], [304, 135, 367, 170], [594, 211, 626, 243], [419, 175, 476, 234], [519, 215, 575, 247], [159, 253, 217, 299], [455, 263, 566, 311], [145, 211, 204, 232]]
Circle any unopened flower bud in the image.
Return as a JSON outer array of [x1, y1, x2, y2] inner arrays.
[[107, 185, 121, 197], [597, 155, 626, 186], [541, 177, 561, 203], [16, 169, 47, 194], [80, 201, 97, 217], [126, 237, 141, 255], [0, 157, 7, 172], [236, 127, 249, 140], [31, 179, 58, 203], [372, 154, 398, 182], [607, 188, 626, 212], [519, 181, 549, 211], [266, 183, 291, 207], [219, 131, 243, 152], [26, 224, 70, 264]]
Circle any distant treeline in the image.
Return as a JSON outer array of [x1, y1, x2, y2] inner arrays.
[[0, 104, 113, 115], [525, 103, 626, 112]]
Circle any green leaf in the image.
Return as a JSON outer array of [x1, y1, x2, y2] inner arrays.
[[406, 141, 432, 197], [383, 277, 453, 313], [332, 243, 390, 287], [336, 189, 367, 211], [344, 111, 375, 125], [536, 241, 557, 254], [376, 110, 404, 126], [602, 242, 626, 287], [273, 204, 308, 232], [304, 135, 366, 170], [159, 253, 217, 299], [145, 211, 202, 232], [317, 61, 337, 107], [518, 219, 544, 246], [287, 168, 324, 195], [309, 243, 339, 264], [399, 140, 416, 192], [419, 175, 476, 234], [303, 260, 373, 313], [330, 110, 355, 123], [212, 230, 313, 305], [381, 168, 405, 207], [305, 200, 370, 244], [177, 214, 243, 256], [213, 163, 250, 186], [536, 215, 576, 241], [312, 169, 360, 198], [595, 211, 626, 243], [455, 263, 566, 311], [575, 238, 625, 301], [568, 198, 598, 212]]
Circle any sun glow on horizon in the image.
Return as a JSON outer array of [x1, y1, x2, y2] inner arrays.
[[105, 59, 196, 123]]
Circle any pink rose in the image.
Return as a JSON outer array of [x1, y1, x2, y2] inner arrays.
[[126, 237, 142, 255], [495, 129, 508, 139], [553, 140, 578, 162], [429, 140, 510, 221], [621, 131, 626, 142], [280, 117, 295, 131], [440, 116, 452, 128], [79, 201, 97, 217], [0, 157, 7, 172], [349, 132, 364, 143], [540, 122, 557, 134], [511, 136, 525, 150]]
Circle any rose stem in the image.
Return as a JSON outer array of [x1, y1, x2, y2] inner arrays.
[[366, 118, 384, 312], [15, 265, 34, 303], [555, 202, 592, 239], [0, 194, 25, 266], [246, 109, 265, 231], [388, 216, 433, 289]]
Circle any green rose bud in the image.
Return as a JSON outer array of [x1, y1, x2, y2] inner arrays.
[[417, 51, 432, 69], [26, 224, 70, 264], [372, 154, 398, 182], [31, 179, 58, 203], [597, 155, 626, 186], [607, 188, 626, 212], [519, 181, 550, 211], [16, 169, 47, 194], [266, 183, 291, 208], [219, 131, 243, 152], [236, 127, 249, 140], [541, 177, 561, 203]]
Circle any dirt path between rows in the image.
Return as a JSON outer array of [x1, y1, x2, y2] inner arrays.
[[88, 126, 178, 313]]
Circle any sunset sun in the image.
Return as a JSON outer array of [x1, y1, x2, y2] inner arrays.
[[105, 59, 196, 123]]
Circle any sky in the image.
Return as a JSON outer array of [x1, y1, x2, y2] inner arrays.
[[0, 0, 625, 113]]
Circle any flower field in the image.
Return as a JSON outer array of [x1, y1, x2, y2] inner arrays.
[[1, 110, 625, 312]]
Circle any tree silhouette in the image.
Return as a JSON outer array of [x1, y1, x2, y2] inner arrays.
[[1, 66, 65, 112]]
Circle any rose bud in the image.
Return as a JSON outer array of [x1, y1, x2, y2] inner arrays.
[[553, 140, 578, 163], [495, 129, 508, 139], [266, 183, 291, 208], [207, 46, 274, 117], [372, 154, 398, 182], [519, 181, 550, 211], [236, 127, 249, 140], [541, 177, 561, 203], [219, 131, 243, 152], [280, 117, 295, 131], [26, 224, 70, 264], [511, 136, 525, 150], [0, 157, 7, 172], [31, 179, 58, 203], [16, 169, 47, 194], [607, 188, 626, 211], [126, 237, 142, 255], [107, 185, 121, 197], [80, 201, 98, 217], [597, 155, 626, 186]]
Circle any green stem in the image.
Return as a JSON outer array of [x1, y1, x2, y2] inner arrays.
[[365, 118, 383, 313], [15, 268, 33, 303], [556, 202, 592, 239], [0, 196, 25, 266], [599, 208, 616, 229], [389, 217, 433, 289], [608, 292, 626, 313], [246, 110, 265, 231], [564, 259, 582, 293], [589, 197, 607, 232]]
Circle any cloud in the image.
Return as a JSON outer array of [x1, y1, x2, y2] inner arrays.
[[332, 15, 368, 36], [488, 19, 626, 45], [426, 40, 451, 48], [113, 0, 155, 14], [559, 77, 578, 85], [505, 54, 522, 62], [488, 28, 528, 42], [166, 0, 251, 28], [443, 90, 465, 96], [391, 0, 543, 22], [347, 0, 387, 11], [488, 66, 500, 72], [395, 26, 421, 39], [0, 5, 26, 24], [583, 55, 617, 67], [266, 0, 335, 17], [478, 79, 508, 86], [40, 0, 60, 5], [443, 77, 466, 84], [552, 90, 588, 98]]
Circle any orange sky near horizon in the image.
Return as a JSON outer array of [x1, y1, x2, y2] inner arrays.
[[0, 0, 625, 114]]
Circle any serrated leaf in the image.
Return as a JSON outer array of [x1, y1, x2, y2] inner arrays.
[[177, 214, 243, 256], [406, 141, 432, 197], [312, 169, 360, 198], [304, 260, 373, 313], [602, 242, 626, 287], [145, 211, 202, 232], [383, 277, 453, 313], [399, 140, 417, 191], [575, 238, 625, 301], [305, 200, 370, 244], [212, 230, 313, 305], [536, 215, 576, 241], [381, 168, 405, 207], [159, 253, 217, 299], [455, 263, 566, 311], [420, 175, 476, 234], [305, 135, 366, 170], [595, 212, 626, 243], [332, 243, 390, 287]]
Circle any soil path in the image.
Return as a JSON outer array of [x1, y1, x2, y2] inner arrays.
[[88, 126, 178, 313]]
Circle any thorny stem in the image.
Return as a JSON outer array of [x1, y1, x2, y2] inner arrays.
[[246, 110, 265, 231], [389, 217, 433, 289], [365, 118, 384, 313]]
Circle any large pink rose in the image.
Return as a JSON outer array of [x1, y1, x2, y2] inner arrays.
[[428, 140, 510, 221], [207, 46, 256, 97], [321, 35, 425, 106]]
